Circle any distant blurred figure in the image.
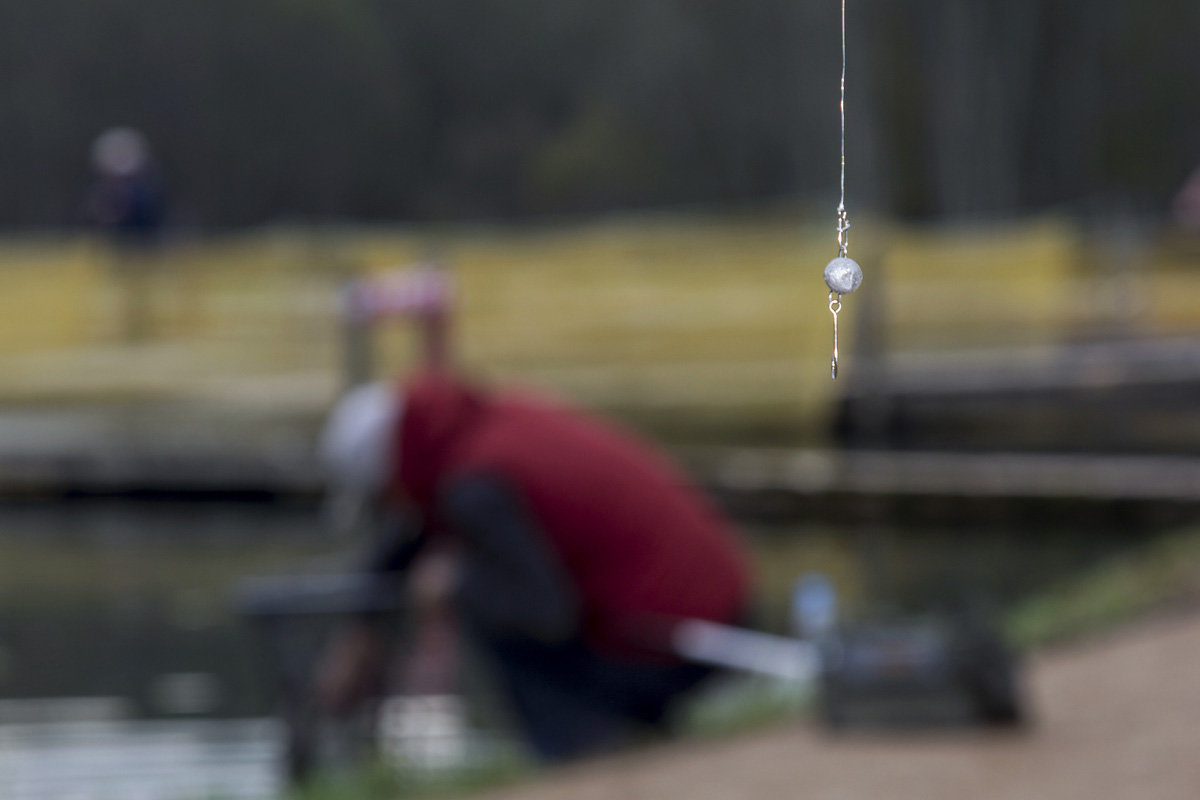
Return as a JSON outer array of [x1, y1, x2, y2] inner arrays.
[[315, 299, 751, 761], [87, 127, 167, 342]]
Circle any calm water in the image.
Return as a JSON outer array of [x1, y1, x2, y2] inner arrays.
[[0, 496, 1165, 799]]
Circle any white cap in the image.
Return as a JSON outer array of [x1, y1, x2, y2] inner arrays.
[[319, 382, 402, 533]]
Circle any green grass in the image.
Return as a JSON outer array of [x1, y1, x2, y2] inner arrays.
[[288, 752, 530, 800], [675, 674, 811, 739], [1006, 527, 1200, 649]]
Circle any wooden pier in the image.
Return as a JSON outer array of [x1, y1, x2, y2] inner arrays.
[[697, 447, 1200, 504], [1, 336, 1198, 508]]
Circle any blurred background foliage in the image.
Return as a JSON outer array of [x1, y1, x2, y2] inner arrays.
[[2, 0, 1199, 228]]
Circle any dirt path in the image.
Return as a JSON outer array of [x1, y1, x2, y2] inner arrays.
[[483, 613, 1200, 800]]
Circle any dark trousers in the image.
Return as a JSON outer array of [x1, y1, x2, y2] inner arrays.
[[474, 632, 711, 762]]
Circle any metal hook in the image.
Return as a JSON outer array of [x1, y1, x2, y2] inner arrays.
[[829, 291, 842, 380]]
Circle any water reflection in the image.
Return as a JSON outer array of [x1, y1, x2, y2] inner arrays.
[[0, 498, 338, 717]]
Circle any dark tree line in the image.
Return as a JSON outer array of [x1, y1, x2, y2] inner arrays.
[[1, 0, 1198, 228]]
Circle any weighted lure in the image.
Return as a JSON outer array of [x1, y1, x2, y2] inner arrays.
[[823, 0, 863, 380]]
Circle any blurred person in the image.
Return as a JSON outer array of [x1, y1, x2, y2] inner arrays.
[[316, 365, 752, 762], [86, 126, 168, 342]]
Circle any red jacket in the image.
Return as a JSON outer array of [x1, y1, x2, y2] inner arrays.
[[392, 371, 751, 654]]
